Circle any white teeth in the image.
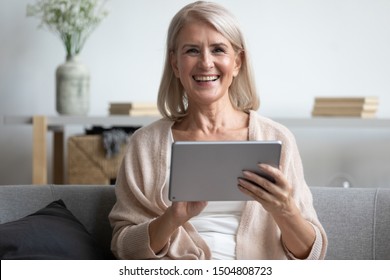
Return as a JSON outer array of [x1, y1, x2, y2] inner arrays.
[[193, 75, 219, 82]]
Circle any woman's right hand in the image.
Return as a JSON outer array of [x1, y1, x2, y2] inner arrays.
[[149, 201, 207, 254], [169, 201, 208, 225]]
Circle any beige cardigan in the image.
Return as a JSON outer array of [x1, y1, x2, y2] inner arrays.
[[109, 111, 328, 259]]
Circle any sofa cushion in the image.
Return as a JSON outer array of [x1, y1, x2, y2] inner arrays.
[[0, 200, 107, 260]]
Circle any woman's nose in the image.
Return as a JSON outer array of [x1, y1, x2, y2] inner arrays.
[[198, 51, 214, 69]]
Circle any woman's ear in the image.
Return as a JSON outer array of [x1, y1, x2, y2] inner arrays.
[[233, 50, 243, 77], [170, 51, 180, 78]]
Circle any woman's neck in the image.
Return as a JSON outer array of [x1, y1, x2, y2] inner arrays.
[[172, 104, 249, 141]]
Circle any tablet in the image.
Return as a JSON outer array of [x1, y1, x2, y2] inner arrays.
[[168, 140, 282, 201]]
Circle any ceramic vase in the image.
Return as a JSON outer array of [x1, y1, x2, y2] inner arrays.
[[56, 55, 90, 115]]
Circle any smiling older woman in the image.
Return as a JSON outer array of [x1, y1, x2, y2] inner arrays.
[[109, 1, 327, 260]]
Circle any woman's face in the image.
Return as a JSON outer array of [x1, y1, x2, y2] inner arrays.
[[171, 21, 242, 107]]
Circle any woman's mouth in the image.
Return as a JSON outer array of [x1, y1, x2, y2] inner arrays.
[[193, 75, 220, 82]]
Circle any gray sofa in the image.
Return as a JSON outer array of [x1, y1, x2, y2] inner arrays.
[[0, 184, 389, 259]]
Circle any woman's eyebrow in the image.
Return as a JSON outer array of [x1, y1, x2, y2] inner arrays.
[[210, 42, 229, 48], [181, 42, 229, 49], [181, 44, 199, 49]]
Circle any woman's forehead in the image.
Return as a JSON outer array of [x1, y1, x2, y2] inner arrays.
[[175, 21, 231, 47]]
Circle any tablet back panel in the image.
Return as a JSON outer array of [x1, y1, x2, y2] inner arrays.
[[169, 141, 282, 201]]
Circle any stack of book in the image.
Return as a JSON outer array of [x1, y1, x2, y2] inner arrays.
[[311, 97, 379, 118], [109, 102, 160, 116]]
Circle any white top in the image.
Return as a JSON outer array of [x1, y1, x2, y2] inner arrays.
[[190, 201, 245, 260]]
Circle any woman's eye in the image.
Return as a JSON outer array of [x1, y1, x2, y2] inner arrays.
[[213, 47, 225, 54], [186, 48, 199, 54]]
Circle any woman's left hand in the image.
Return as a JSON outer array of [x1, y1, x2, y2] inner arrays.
[[238, 163, 296, 217], [238, 163, 317, 259]]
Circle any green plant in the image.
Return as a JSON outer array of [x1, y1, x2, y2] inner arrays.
[[27, 0, 109, 58]]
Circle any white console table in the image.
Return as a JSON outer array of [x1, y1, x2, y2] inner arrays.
[[2, 115, 390, 185]]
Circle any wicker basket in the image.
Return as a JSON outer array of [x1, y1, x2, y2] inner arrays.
[[67, 135, 127, 185]]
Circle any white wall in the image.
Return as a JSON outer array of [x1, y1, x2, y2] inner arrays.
[[1, 0, 390, 186]]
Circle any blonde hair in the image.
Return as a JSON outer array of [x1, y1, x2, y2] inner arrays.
[[157, 1, 259, 120]]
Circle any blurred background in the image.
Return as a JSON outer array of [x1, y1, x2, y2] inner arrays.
[[1, 0, 389, 187]]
